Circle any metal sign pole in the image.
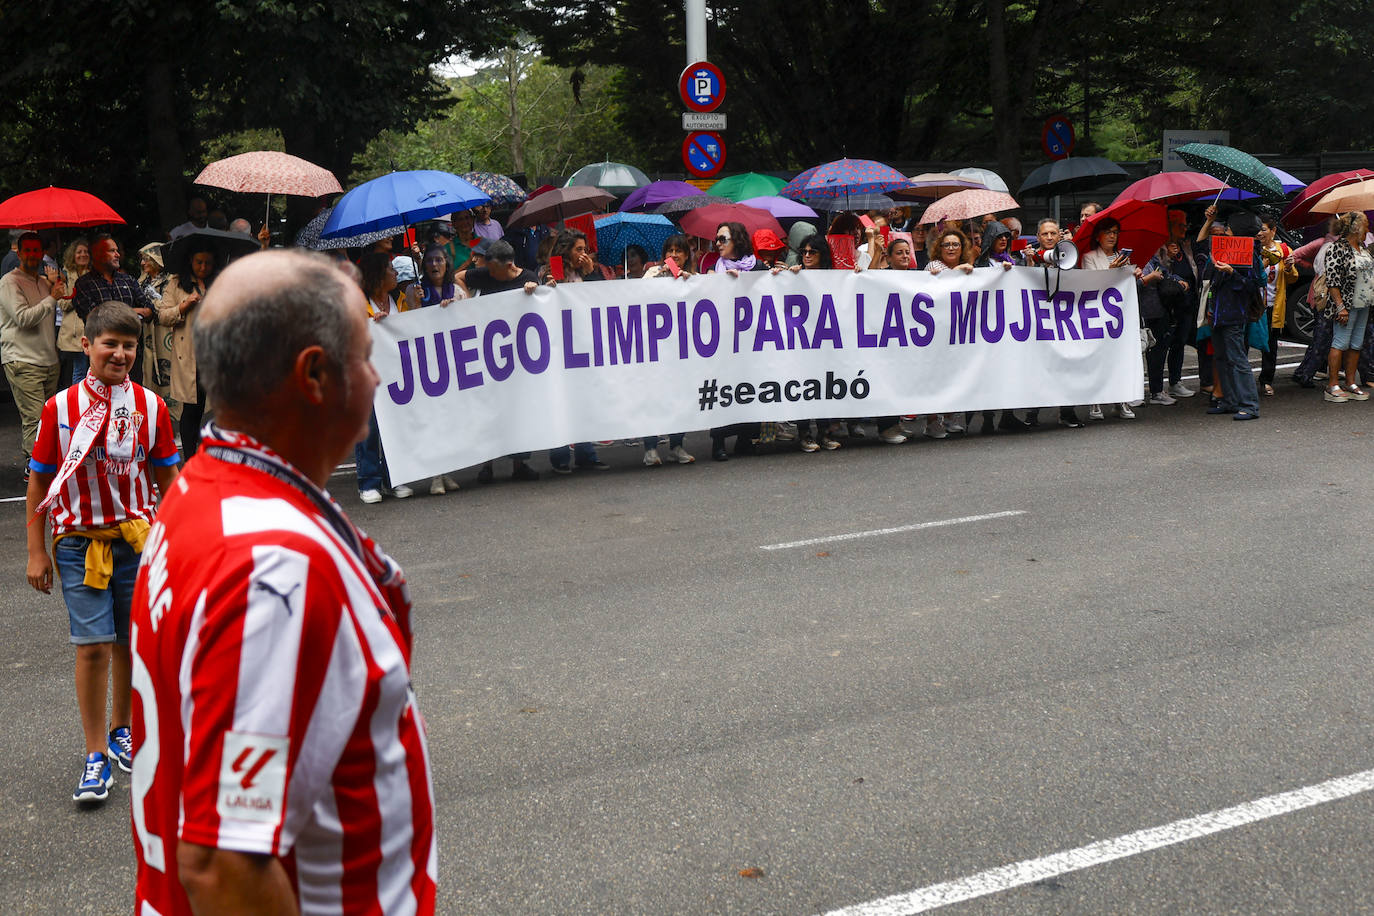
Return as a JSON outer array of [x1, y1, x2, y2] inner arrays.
[[686, 0, 707, 65]]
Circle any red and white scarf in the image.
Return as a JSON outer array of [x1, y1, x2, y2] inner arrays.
[[37, 373, 138, 515]]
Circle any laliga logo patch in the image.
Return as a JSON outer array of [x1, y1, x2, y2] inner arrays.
[[218, 731, 289, 824], [111, 405, 144, 444]]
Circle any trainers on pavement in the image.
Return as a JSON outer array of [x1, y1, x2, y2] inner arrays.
[[391, 484, 413, 499], [1148, 391, 1177, 406], [848, 423, 866, 439], [74, 752, 112, 804], [579, 460, 611, 471], [359, 488, 382, 504], [442, 474, 461, 491], [429, 477, 446, 495], [1088, 404, 1105, 421], [923, 418, 947, 439], [643, 448, 662, 466], [879, 426, 908, 444], [800, 437, 820, 453], [669, 445, 695, 464], [550, 464, 573, 474], [1117, 402, 1136, 419], [821, 436, 842, 450], [107, 727, 133, 774], [1168, 382, 1196, 398]]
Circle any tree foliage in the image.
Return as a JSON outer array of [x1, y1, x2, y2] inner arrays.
[[0, 0, 516, 235], [519, 0, 1374, 190], [353, 49, 636, 185]]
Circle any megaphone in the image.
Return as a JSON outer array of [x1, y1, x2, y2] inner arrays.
[[1043, 240, 1079, 269]]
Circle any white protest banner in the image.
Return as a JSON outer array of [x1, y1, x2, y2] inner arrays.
[[370, 266, 1142, 483]]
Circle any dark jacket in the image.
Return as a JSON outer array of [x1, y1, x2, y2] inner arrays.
[[974, 222, 1015, 268], [1205, 243, 1264, 327]]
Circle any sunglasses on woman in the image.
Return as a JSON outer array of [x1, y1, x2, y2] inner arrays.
[[715, 235, 731, 244]]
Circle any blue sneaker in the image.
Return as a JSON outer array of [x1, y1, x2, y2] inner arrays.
[[107, 727, 134, 773], [73, 752, 112, 804]]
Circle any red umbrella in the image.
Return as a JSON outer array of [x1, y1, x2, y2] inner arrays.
[[1074, 198, 1168, 269], [1112, 171, 1226, 206], [678, 203, 784, 241], [1282, 169, 1374, 228], [0, 187, 125, 229], [193, 151, 342, 197], [916, 189, 1019, 226]]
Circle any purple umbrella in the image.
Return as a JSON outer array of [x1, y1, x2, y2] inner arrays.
[[738, 195, 819, 219], [1217, 166, 1306, 200], [620, 180, 702, 213]]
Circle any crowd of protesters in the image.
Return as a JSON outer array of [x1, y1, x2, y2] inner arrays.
[[1, 186, 1364, 506]]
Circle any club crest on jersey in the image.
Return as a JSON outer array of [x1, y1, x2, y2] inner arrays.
[[111, 405, 143, 447]]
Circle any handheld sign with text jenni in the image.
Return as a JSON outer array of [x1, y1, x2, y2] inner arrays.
[[1212, 235, 1256, 267]]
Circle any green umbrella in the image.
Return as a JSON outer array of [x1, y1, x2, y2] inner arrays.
[[1174, 143, 1285, 201], [708, 172, 786, 202]]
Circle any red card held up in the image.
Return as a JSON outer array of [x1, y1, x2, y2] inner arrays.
[[827, 234, 857, 270], [549, 255, 565, 281]]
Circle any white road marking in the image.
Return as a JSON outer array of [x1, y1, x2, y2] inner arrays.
[[1180, 360, 1302, 382], [820, 767, 1374, 916], [759, 510, 1025, 551], [0, 495, 24, 504]]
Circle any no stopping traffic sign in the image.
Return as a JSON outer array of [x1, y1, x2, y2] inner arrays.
[[682, 131, 726, 178]]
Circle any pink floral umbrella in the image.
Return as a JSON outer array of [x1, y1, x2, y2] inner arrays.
[[194, 151, 343, 232], [916, 189, 1020, 226]]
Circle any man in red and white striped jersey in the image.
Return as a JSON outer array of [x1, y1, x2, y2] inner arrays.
[[129, 250, 436, 915]]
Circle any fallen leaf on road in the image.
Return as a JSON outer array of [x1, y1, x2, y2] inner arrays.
[[519, 707, 538, 714], [738, 867, 765, 879], [816, 551, 830, 557]]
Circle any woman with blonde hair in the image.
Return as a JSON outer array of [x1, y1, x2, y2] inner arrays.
[[57, 237, 90, 387]]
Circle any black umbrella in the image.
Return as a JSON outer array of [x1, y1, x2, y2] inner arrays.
[[651, 194, 731, 217], [1018, 157, 1127, 198], [168, 228, 261, 275]]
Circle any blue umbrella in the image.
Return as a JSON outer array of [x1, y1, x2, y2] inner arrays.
[[594, 213, 677, 267], [778, 158, 910, 200], [321, 170, 490, 241]]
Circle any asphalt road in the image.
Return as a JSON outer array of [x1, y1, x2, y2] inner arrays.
[[4, 351, 1374, 914]]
